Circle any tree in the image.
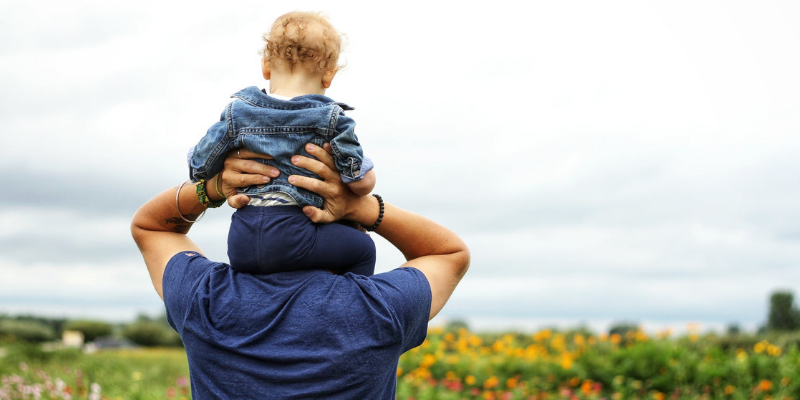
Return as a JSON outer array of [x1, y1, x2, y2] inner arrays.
[[0, 319, 56, 342], [122, 321, 182, 347], [766, 290, 800, 331], [608, 321, 639, 336], [64, 320, 113, 342]]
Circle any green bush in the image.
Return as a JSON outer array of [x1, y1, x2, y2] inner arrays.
[[64, 320, 113, 342], [0, 319, 56, 342], [123, 322, 178, 347]]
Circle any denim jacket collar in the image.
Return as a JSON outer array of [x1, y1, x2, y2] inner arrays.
[[232, 86, 354, 111]]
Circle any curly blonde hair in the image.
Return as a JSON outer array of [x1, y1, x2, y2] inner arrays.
[[262, 11, 342, 73]]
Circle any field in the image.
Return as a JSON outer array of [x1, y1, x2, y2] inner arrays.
[[1, 327, 799, 399]]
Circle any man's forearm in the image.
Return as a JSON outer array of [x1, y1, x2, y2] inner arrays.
[[131, 176, 224, 238], [355, 199, 467, 263]]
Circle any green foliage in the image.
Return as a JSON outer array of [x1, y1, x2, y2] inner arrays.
[[122, 322, 181, 347], [767, 290, 800, 331], [0, 319, 56, 343], [64, 320, 113, 342], [443, 319, 470, 332]]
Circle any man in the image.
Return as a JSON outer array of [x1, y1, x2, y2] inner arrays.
[[131, 144, 469, 399]]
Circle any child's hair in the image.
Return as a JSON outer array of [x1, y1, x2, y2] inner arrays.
[[262, 11, 342, 73]]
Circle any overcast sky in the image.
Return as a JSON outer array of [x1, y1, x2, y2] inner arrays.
[[1, 0, 798, 333]]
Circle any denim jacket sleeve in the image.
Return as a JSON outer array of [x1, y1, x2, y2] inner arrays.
[[330, 110, 373, 183], [188, 104, 234, 182]]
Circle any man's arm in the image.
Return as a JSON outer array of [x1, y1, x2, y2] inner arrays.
[[131, 151, 279, 299], [290, 144, 470, 320]]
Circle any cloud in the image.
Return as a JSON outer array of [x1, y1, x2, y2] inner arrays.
[[1, 0, 799, 331]]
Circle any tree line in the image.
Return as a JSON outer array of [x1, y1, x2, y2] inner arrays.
[[0, 313, 181, 347], [3, 290, 800, 347]]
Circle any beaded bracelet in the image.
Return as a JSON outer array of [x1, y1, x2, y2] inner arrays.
[[196, 179, 225, 208], [361, 194, 384, 232]]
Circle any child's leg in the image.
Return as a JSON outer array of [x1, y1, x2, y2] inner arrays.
[[227, 206, 375, 275], [308, 222, 376, 276]]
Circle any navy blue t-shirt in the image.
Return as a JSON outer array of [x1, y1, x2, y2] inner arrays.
[[163, 251, 431, 399]]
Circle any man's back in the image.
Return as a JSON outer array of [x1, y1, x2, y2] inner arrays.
[[163, 252, 431, 399]]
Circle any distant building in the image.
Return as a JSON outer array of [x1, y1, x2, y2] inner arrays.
[[62, 330, 84, 348]]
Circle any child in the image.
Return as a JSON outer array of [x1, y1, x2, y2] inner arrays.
[[188, 11, 376, 276]]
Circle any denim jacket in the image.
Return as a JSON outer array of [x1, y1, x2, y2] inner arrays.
[[188, 86, 372, 208]]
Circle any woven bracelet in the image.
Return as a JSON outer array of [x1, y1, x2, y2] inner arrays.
[[196, 179, 225, 208], [361, 194, 384, 232]]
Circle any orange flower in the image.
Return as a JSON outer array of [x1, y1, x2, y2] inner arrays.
[[506, 377, 518, 389], [724, 385, 735, 395], [483, 376, 499, 389], [759, 380, 773, 391], [653, 392, 665, 400], [581, 380, 593, 395]]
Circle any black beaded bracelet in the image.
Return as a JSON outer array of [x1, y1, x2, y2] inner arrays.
[[362, 194, 384, 232]]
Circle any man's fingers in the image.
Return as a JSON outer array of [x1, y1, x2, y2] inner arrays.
[[236, 149, 273, 160], [288, 174, 330, 195], [292, 152, 339, 183], [227, 194, 251, 209], [225, 170, 271, 188], [225, 158, 279, 177], [305, 143, 337, 172], [302, 205, 333, 224]]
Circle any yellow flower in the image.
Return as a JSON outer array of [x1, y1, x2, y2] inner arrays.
[[131, 371, 143, 381], [736, 349, 748, 362], [492, 340, 505, 352], [465, 375, 477, 385], [754, 340, 768, 354], [561, 353, 574, 370], [652, 392, 665, 400], [610, 333, 622, 344], [396, 367, 403, 377], [767, 344, 782, 356], [420, 354, 436, 368]]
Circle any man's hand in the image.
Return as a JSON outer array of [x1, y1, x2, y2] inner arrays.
[[219, 149, 280, 208], [287, 143, 364, 223]]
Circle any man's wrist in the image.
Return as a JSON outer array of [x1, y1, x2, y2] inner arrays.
[[344, 194, 381, 227], [360, 194, 384, 231]]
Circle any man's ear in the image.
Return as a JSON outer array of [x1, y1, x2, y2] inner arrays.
[[261, 57, 271, 80], [322, 68, 338, 89]]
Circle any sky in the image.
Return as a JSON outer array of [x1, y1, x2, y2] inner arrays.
[[1, 0, 799, 334]]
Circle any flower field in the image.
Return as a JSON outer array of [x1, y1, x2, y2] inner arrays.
[[1, 326, 799, 399], [397, 327, 800, 400]]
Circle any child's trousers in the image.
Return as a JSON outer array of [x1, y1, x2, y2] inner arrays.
[[227, 205, 376, 276]]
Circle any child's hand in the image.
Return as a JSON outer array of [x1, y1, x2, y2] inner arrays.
[[219, 149, 280, 209], [347, 169, 376, 196]]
